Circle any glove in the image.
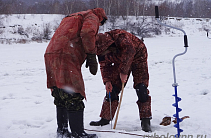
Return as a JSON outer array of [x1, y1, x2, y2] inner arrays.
[[85, 53, 98, 75]]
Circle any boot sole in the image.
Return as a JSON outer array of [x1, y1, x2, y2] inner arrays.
[[89, 122, 109, 126]]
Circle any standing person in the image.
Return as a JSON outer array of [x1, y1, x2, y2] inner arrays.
[[44, 8, 107, 138], [90, 29, 152, 132]]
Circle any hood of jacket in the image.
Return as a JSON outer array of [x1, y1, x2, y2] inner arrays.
[[96, 33, 114, 55], [92, 8, 108, 23]]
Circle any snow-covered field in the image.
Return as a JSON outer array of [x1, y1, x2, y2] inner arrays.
[[0, 15, 211, 138]]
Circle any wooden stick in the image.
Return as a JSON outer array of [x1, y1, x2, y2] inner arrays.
[[109, 92, 112, 129], [113, 82, 125, 129]]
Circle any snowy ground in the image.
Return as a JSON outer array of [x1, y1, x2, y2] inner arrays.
[[0, 33, 211, 138]]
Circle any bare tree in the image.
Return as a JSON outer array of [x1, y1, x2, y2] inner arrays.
[[52, 1, 61, 14], [126, 0, 132, 17], [115, 0, 121, 16], [107, 0, 113, 15], [95, 0, 99, 7], [43, 23, 52, 40], [0, 0, 7, 14], [64, 0, 76, 15], [103, 0, 106, 13], [133, 0, 139, 17], [0, 0, 211, 17]]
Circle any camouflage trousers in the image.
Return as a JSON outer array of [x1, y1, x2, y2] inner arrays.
[[100, 96, 152, 120], [51, 87, 85, 111]]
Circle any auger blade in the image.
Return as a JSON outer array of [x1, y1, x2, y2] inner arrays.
[[174, 124, 183, 129], [172, 95, 182, 102], [177, 108, 182, 112]]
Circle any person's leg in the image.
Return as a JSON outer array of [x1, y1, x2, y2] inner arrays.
[[56, 106, 69, 137], [135, 84, 152, 132], [60, 90, 97, 138], [132, 46, 152, 132], [90, 85, 120, 126], [135, 83, 152, 132], [51, 87, 70, 138]]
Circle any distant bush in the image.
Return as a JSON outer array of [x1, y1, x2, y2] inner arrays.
[[106, 16, 162, 38], [0, 28, 4, 35], [18, 26, 29, 38], [16, 39, 28, 44], [43, 23, 52, 40], [0, 38, 12, 44], [31, 36, 43, 43]]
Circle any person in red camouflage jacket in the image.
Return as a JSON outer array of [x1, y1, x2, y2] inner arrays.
[[44, 8, 107, 138], [89, 29, 152, 132]]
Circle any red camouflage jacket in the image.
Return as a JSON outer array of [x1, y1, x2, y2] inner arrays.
[[96, 29, 149, 89], [44, 8, 107, 98]]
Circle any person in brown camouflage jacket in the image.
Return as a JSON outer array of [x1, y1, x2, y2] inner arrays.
[[89, 29, 152, 132], [44, 8, 107, 138]]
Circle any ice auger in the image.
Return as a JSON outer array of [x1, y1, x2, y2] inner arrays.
[[207, 31, 211, 39], [155, 6, 189, 138]]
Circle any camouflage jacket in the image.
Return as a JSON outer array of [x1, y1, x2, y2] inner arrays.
[[96, 29, 149, 88], [44, 8, 107, 98]]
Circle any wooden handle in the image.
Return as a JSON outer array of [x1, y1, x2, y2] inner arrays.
[[113, 82, 125, 129]]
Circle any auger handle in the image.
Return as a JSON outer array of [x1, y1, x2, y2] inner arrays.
[[155, 6, 159, 18], [155, 6, 188, 47], [207, 31, 211, 39], [184, 35, 188, 47]]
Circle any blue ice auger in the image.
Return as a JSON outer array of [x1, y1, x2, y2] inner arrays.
[[155, 6, 188, 138]]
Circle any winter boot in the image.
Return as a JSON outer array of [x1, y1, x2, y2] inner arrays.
[[89, 118, 110, 126], [56, 106, 71, 138], [68, 110, 98, 138], [141, 118, 152, 132]]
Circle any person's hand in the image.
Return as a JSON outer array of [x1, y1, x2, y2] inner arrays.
[[120, 73, 128, 83], [85, 54, 98, 75], [105, 81, 113, 93]]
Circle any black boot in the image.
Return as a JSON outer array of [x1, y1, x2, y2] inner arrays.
[[141, 118, 152, 132], [68, 110, 98, 138], [89, 118, 110, 126], [56, 106, 71, 138]]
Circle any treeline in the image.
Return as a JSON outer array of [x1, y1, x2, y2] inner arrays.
[[0, 0, 211, 18]]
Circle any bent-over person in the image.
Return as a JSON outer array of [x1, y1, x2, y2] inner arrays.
[[90, 29, 152, 132]]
